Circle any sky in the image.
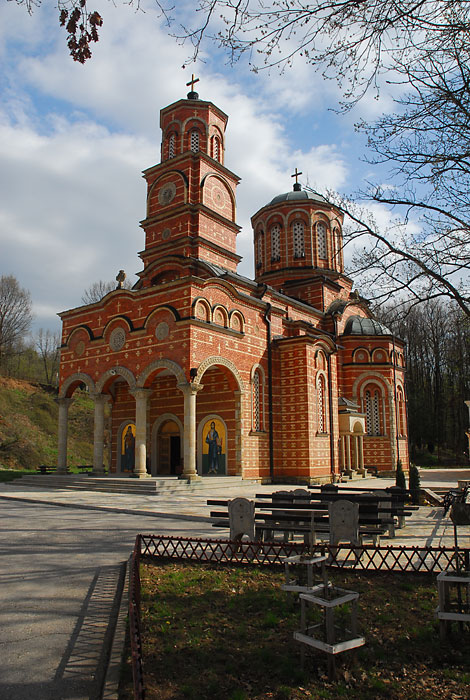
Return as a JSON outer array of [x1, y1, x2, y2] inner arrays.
[[0, 0, 397, 335]]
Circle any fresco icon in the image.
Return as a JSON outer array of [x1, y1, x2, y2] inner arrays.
[[202, 418, 226, 475], [121, 423, 136, 472]]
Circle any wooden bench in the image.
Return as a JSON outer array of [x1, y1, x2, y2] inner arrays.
[[37, 465, 57, 474], [37, 465, 93, 474], [208, 496, 390, 546]]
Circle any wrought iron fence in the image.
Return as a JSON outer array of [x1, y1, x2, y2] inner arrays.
[[139, 534, 470, 573]]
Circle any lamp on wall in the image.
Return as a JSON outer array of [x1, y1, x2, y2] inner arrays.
[[190, 368, 197, 380]]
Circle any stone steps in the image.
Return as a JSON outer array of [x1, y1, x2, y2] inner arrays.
[[17, 474, 256, 496]]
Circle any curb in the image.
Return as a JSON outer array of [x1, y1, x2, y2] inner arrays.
[[101, 557, 130, 700]]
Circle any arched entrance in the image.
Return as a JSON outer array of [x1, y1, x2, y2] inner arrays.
[[156, 419, 182, 475]]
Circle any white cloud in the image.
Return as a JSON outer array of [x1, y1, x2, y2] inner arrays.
[[0, 0, 366, 331]]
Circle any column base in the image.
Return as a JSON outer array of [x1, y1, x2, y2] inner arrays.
[[179, 473, 202, 483], [131, 472, 151, 479]]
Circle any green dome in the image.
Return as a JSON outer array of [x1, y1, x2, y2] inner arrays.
[[269, 190, 328, 206], [343, 315, 392, 336]]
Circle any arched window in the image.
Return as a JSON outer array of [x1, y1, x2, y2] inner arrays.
[[397, 387, 406, 436], [293, 220, 305, 258], [252, 368, 264, 431], [168, 133, 176, 159], [271, 224, 281, 261], [256, 232, 263, 269], [334, 227, 341, 267], [212, 136, 220, 161], [317, 221, 327, 260], [317, 375, 327, 433], [190, 130, 200, 153], [365, 387, 383, 435]]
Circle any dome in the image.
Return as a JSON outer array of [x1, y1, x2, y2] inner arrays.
[[269, 190, 328, 206], [343, 315, 392, 336]]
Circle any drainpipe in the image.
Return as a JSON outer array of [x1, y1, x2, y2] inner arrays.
[[392, 336, 399, 467], [328, 312, 339, 481], [263, 303, 275, 480], [326, 351, 336, 481]]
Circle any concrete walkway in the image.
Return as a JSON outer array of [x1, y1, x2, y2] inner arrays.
[[0, 468, 468, 700], [1, 468, 469, 548]]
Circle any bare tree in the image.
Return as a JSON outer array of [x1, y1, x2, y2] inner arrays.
[[310, 188, 470, 318], [35, 329, 61, 386], [378, 300, 470, 463], [81, 278, 132, 305], [0, 275, 33, 368], [175, 0, 469, 101]]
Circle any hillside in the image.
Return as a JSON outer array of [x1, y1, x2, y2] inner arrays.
[[0, 377, 94, 470]]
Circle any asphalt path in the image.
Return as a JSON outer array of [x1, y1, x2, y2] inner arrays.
[[0, 499, 214, 700]]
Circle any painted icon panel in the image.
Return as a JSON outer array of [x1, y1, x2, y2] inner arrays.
[[121, 423, 136, 472], [202, 418, 226, 475]]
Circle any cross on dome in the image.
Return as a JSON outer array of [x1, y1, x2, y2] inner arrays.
[[291, 167, 303, 191], [186, 74, 200, 99]]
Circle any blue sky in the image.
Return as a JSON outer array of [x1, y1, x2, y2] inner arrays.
[[0, 0, 397, 334]]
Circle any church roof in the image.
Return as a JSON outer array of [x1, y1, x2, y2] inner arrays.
[[343, 315, 392, 336], [269, 190, 328, 206]]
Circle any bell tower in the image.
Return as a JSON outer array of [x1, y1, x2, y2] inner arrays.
[[138, 77, 241, 286]]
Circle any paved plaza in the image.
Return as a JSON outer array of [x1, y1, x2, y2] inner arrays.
[[0, 468, 468, 699]]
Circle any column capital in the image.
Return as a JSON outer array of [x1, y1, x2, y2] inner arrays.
[[177, 382, 204, 396], [130, 388, 153, 401], [90, 393, 111, 405], [56, 397, 74, 408]]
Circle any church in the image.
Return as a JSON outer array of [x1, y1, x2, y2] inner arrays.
[[57, 81, 409, 483]]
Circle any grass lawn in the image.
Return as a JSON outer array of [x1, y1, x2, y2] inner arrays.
[[119, 559, 470, 700], [0, 469, 36, 482]]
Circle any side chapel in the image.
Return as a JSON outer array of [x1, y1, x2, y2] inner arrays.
[[57, 81, 409, 482]]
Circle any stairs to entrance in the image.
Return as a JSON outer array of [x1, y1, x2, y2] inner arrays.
[[17, 474, 257, 496]]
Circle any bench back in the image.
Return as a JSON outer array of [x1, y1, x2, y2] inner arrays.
[[228, 497, 255, 541], [329, 500, 359, 546]]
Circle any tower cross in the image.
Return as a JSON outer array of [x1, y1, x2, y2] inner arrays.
[[291, 167, 303, 185], [186, 74, 200, 92]]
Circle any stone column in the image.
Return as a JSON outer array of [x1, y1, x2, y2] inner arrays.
[[345, 435, 352, 472], [234, 390, 243, 476], [358, 435, 365, 472], [56, 397, 73, 473], [178, 382, 203, 482], [339, 436, 345, 472], [131, 388, 152, 479], [91, 394, 110, 476]]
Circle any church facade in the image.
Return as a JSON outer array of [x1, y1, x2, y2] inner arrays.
[[57, 85, 409, 482]]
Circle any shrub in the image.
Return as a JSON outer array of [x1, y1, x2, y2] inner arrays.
[[409, 463, 421, 504], [395, 458, 407, 490]]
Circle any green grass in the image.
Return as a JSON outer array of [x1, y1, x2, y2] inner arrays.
[[0, 469, 36, 482], [0, 377, 94, 469], [118, 562, 470, 700]]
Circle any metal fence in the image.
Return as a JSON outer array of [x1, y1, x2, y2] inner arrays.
[[128, 533, 470, 700], [139, 534, 470, 573]]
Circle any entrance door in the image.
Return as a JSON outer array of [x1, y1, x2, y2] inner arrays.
[[157, 420, 182, 475]]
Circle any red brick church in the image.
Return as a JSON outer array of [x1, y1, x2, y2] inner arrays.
[[57, 81, 409, 482]]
